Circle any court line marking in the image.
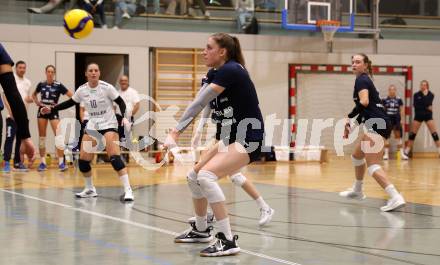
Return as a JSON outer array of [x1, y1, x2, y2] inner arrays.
[[0, 188, 303, 265]]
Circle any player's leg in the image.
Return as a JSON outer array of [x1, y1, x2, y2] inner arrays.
[[426, 119, 440, 156], [104, 130, 133, 201], [403, 120, 422, 158], [363, 133, 405, 211], [37, 118, 48, 171], [339, 138, 367, 200], [75, 133, 97, 198], [49, 117, 68, 171]]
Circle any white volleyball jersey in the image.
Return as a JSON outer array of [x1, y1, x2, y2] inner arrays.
[[72, 80, 119, 130]]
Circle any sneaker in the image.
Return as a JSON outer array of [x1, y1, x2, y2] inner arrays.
[[122, 12, 131, 19], [401, 149, 409, 160], [120, 189, 134, 202], [339, 188, 366, 200], [75, 187, 98, 198], [2, 161, 10, 173], [187, 211, 216, 224], [112, 26, 119, 30], [59, 162, 68, 172], [13, 163, 29, 172], [38, 162, 47, 172], [383, 153, 389, 160], [380, 194, 406, 212], [259, 207, 274, 226], [101, 24, 108, 29], [27, 7, 42, 14], [204, 11, 210, 18], [200, 232, 240, 257], [174, 222, 213, 243]]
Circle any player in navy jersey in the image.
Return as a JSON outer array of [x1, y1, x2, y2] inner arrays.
[[402, 80, 440, 159], [187, 68, 274, 227], [33, 65, 73, 172], [164, 33, 264, 256], [340, 53, 405, 212], [0, 43, 35, 164], [382, 85, 404, 160]]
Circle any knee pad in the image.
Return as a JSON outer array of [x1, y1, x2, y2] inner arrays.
[[187, 169, 204, 199], [409, 132, 417, 141], [39, 137, 46, 149], [367, 164, 382, 176], [351, 155, 366, 167], [432, 132, 439, 142], [110, 155, 125, 171], [230, 173, 246, 187], [198, 170, 225, 203], [78, 159, 91, 173]]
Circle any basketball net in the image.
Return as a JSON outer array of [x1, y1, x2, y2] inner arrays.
[[317, 20, 341, 42]]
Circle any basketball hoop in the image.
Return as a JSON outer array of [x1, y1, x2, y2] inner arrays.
[[317, 20, 340, 42]]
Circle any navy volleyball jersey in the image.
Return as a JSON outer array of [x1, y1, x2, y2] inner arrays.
[[35, 81, 68, 105], [204, 60, 264, 142], [353, 73, 389, 123], [413, 90, 434, 115], [382, 96, 403, 116]]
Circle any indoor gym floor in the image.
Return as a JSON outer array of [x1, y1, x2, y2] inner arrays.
[[0, 157, 439, 265]]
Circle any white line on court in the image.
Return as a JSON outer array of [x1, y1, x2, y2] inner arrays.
[[0, 188, 303, 265]]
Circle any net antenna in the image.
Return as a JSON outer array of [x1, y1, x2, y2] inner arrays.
[[317, 20, 341, 42]]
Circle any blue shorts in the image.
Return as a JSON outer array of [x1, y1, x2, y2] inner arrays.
[[0, 44, 14, 66]]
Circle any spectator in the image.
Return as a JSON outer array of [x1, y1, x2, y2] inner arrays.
[[28, 0, 78, 14], [235, 0, 254, 32], [82, 0, 108, 28], [115, 75, 140, 143], [165, 0, 187, 15], [3, 61, 34, 172], [187, 0, 210, 17]]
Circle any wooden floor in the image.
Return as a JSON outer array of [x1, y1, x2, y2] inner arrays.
[[0, 156, 439, 265]]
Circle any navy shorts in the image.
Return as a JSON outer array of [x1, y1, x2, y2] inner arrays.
[[388, 115, 402, 131], [0, 44, 14, 66], [37, 107, 59, 120], [414, 112, 433, 122]]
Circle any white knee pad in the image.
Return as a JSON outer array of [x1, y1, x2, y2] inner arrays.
[[198, 170, 225, 203], [230, 173, 246, 187], [367, 164, 382, 176], [187, 169, 204, 199], [351, 155, 366, 167], [39, 137, 46, 149]]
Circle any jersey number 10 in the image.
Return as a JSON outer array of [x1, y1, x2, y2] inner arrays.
[[90, 100, 97, 108]]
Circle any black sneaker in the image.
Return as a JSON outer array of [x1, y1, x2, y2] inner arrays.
[[200, 232, 240, 257], [174, 222, 213, 243]]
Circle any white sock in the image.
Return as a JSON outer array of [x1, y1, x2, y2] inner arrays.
[[195, 215, 207, 231], [216, 218, 233, 241], [384, 148, 389, 156], [385, 184, 399, 198], [404, 147, 410, 154], [119, 174, 132, 192], [85, 177, 94, 189], [41, 156, 46, 164], [58, 157, 64, 165], [255, 196, 269, 210], [353, 180, 363, 192]]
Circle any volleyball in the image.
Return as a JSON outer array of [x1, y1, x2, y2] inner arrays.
[[63, 9, 94, 39]]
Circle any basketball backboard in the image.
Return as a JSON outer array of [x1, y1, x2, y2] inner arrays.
[[282, 0, 355, 32]]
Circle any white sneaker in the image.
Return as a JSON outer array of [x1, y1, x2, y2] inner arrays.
[[75, 187, 98, 198], [121, 189, 134, 201], [101, 24, 108, 29], [204, 11, 210, 17], [380, 194, 405, 212], [122, 12, 131, 19], [383, 153, 389, 160], [259, 207, 274, 226], [112, 26, 119, 30], [187, 211, 215, 224], [401, 149, 409, 160], [339, 188, 366, 200]]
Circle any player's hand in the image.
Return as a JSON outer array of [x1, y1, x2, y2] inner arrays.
[[21, 138, 36, 168], [121, 117, 131, 130], [40, 106, 52, 115], [343, 122, 351, 139], [163, 128, 180, 151]]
